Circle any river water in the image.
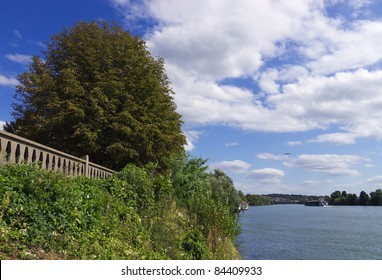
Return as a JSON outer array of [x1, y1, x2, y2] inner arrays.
[[237, 204, 382, 260]]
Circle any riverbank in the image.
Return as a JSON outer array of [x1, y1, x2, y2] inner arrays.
[[0, 162, 241, 260]]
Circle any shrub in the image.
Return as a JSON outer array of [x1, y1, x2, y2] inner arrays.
[[0, 158, 241, 260]]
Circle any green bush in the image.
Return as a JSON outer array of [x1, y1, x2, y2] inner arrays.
[[0, 158, 241, 260]]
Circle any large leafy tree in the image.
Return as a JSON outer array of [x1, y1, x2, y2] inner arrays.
[[6, 21, 186, 170]]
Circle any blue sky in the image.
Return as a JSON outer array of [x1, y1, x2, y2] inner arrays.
[[3, 0, 382, 195]]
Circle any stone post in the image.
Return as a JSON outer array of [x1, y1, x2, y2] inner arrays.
[[82, 155, 89, 177]]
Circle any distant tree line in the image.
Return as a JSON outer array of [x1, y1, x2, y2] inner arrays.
[[328, 189, 382, 206], [239, 189, 382, 207], [237, 191, 273, 206], [245, 194, 273, 206], [264, 193, 320, 204]]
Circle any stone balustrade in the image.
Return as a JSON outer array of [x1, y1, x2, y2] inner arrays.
[[0, 130, 114, 179]]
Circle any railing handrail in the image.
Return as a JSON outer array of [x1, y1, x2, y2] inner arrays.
[[1, 130, 87, 163], [0, 130, 114, 178]]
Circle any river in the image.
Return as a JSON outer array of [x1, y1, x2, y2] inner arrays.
[[237, 204, 382, 259]]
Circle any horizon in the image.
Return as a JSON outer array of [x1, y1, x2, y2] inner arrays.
[[3, 1, 382, 196]]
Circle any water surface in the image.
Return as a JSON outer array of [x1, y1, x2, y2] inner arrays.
[[237, 204, 382, 259]]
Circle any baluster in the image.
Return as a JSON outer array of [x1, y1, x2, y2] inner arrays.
[[31, 149, 37, 163], [18, 144, 27, 164], [62, 159, 67, 174], [57, 157, 61, 171], [24, 147, 31, 163], [7, 141, 17, 163], [0, 138, 5, 165], [51, 155, 56, 171], [68, 161, 73, 175], [45, 153, 52, 171], [38, 151, 46, 170], [15, 144, 20, 164]]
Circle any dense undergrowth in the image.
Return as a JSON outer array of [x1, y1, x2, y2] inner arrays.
[[0, 155, 241, 259]]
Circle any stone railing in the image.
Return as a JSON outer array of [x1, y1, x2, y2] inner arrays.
[[0, 130, 114, 179]]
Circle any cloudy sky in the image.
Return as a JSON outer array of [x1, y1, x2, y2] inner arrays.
[[2, 0, 382, 195]]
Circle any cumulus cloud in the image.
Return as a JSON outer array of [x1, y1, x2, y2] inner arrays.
[[0, 120, 5, 130], [310, 133, 357, 145], [0, 74, 18, 86], [209, 160, 250, 174], [5, 53, 32, 65], [247, 168, 285, 184], [184, 130, 202, 151], [284, 154, 361, 176], [109, 0, 382, 145]]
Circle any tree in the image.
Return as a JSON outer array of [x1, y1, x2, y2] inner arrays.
[[345, 193, 357, 205], [369, 189, 382, 206], [6, 21, 186, 170], [238, 190, 246, 201], [358, 191, 369, 205], [245, 194, 273, 206], [169, 153, 210, 206], [209, 169, 241, 214], [330, 190, 342, 204]]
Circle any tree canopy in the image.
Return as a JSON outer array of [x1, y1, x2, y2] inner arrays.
[[6, 21, 186, 170], [329, 189, 382, 206]]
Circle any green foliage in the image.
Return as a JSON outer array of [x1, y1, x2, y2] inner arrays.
[[358, 191, 370, 205], [328, 189, 382, 206], [7, 21, 185, 170], [0, 158, 241, 260], [169, 154, 241, 258], [210, 169, 241, 214], [182, 229, 207, 260], [245, 194, 273, 206], [169, 154, 210, 207], [0, 164, 151, 259], [369, 189, 382, 206]]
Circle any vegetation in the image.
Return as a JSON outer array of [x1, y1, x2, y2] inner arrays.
[[262, 193, 321, 204], [239, 190, 382, 207], [0, 21, 243, 260], [0, 157, 241, 260], [329, 189, 382, 206], [244, 194, 273, 206], [5, 21, 185, 170]]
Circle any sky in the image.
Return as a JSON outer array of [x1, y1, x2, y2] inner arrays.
[[3, 0, 382, 195]]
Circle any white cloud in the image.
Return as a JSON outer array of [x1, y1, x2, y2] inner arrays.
[[247, 168, 285, 183], [145, 0, 312, 80], [110, 0, 382, 143], [310, 133, 357, 145], [209, 160, 250, 174], [287, 141, 303, 146], [307, 20, 382, 75], [256, 153, 286, 160], [5, 53, 32, 65], [0, 74, 18, 86], [184, 130, 202, 151], [270, 69, 382, 138], [366, 176, 382, 183], [259, 69, 280, 94], [284, 154, 361, 176], [0, 120, 5, 130]]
